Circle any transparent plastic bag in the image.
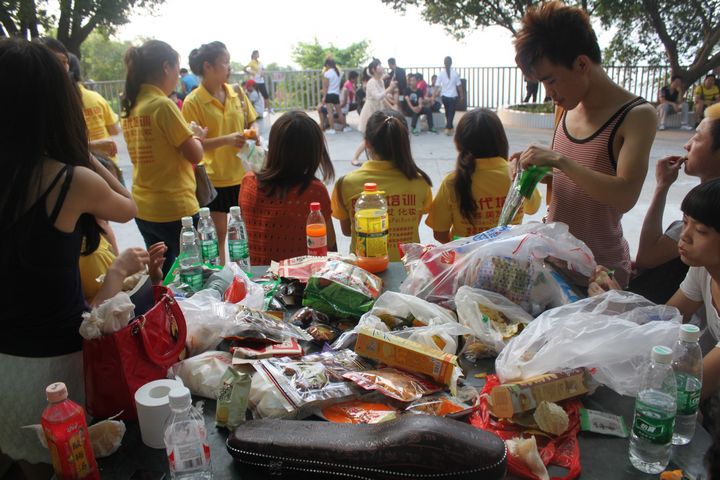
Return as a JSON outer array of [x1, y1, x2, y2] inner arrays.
[[168, 351, 232, 399], [455, 286, 534, 359], [225, 306, 313, 343], [400, 222, 596, 315], [178, 289, 237, 356], [495, 290, 682, 396], [302, 260, 382, 318], [237, 139, 266, 173]]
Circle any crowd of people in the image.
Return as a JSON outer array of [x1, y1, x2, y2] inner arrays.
[[0, 0, 719, 477]]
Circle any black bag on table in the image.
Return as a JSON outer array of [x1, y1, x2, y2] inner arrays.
[[226, 415, 507, 479]]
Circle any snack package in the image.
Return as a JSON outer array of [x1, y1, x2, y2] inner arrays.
[[225, 306, 313, 344], [303, 261, 382, 318], [320, 401, 398, 424], [248, 369, 295, 419], [533, 401, 569, 436], [369, 291, 458, 329], [391, 322, 472, 355], [497, 165, 549, 227], [579, 408, 629, 438], [215, 367, 252, 430], [306, 322, 342, 345], [299, 349, 373, 381], [505, 436, 549, 480], [237, 139, 266, 173], [168, 351, 232, 399], [400, 222, 596, 315], [455, 286, 534, 359], [268, 253, 356, 283], [232, 338, 304, 361], [290, 307, 331, 328], [343, 368, 444, 402], [404, 393, 471, 417], [178, 289, 238, 356]]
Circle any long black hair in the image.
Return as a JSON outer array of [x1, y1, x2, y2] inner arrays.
[[122, 40, 178, 117], [189, 41, 228, 77], [452, 109, 509, 226], [0, 38, 100, 252], [365, 110, 432, 185]]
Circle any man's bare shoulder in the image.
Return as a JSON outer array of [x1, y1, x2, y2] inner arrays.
[[621, 101, 657, 131]]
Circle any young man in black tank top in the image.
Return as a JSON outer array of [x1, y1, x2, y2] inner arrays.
[[511, 1, 657, 286]]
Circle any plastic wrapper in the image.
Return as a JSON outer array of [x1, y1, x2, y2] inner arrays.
[[79, 292, 135, 339], [268, 253, 356, 283], [455, 286, 534, 359], [215, 367, 251, 430], [306, 322, 342, 344], [237, 139, 266, 174], [24, 417, 126, 458], [302, 260, 382, 318], [232, 339, 304, 361], [533, 401, 569, 436], [299, 349, 373, 381], [168, 351, 232, 399], [400, 222, 596, 315], [225, 306, 313, 343], [498, 165, 549, 227], [342, 368, 443, 402], [224, 263, 264, 310], [248, 369, 295, 419], [404, 393, 472, 417], [320, 401, 398, 424], [495, 290, 682, 396], [289, 307, 330, 328], [178, 289, 237, 356], [506, 436, 549, 480]]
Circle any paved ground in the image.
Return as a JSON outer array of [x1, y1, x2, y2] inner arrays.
[[112, 110, 696, 260]]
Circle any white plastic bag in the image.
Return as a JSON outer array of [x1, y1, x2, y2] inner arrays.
[[495, 290, 681, 396], [237, 140, 266, 173], [400, 222, 596, 315], [391, 322, 472, 355], [168, 351, 232, 399], [178, 289, 237, 355], [225, 263, 264, 310], [455, 286, 534, 358]]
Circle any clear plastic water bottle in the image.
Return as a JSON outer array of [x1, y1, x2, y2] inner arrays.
[[227, 206, 251, 271], [164, 386, 212, 480], [629, 345, 677, 474], [179, 230, 202, 292], [672, 324, 702, 445], [181, 216, 197, 242], [198, 208, 220, 265], [306, 202, 328, 256]]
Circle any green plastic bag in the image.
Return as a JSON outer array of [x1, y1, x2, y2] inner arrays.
[[302, 261, 382, 319]]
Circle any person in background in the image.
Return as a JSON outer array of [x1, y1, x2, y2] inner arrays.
[[179, 67, 199, 99], [524, 75, 539, 103], [514, 0, 657, 288], [403, 73, 438, 135], [244, 79, 265, 118], [122, 40, 204, 275], [657, 75, 692, 130], [245, 49, 271, 113], [339, 70, 358, 129], [332, 110, 432, 261], [437, 56, 464, 135], [169, 90, 183, 109], [320, 58, 345, 135], [416, 72, 428, 97], [427, 109, 541, 242], [694, 73, 719, 127], [387, 58, 407, 96], [240, 111, 336, 265], [0, 38, 136, 476], [183, 41, 258, 266]]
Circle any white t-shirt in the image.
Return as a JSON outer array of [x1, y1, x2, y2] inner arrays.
[[324, 69, 341, 95], [254, 61, 265, 84], [438, 69, 461, 98], [680, 266, 720, 346]]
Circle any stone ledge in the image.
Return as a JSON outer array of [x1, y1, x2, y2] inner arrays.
[[497, 104, 554, 129]]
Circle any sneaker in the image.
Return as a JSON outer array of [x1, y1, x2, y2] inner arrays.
[[430, 127, 438, 134], [658, 124, 666, 131], [412, 128, 420, 136], [681, 124, 694, 131], [343, 126, 353, 132], [324, 129, 336, 135]]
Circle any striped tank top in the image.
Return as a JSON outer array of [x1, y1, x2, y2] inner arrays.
[[549, 97, 646, 287]]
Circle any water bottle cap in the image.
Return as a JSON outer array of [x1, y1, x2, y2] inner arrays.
[[46, 382, 68, 403], [363, 183, 378, 192], [680, 324, 700, 343], [230, 206, 240, 216], [310, 202, 321, 211], [181, 216, 193, 227], [168, 386, 192, 410], [199, 207, 210, 217], [651, 345, 673, 364]]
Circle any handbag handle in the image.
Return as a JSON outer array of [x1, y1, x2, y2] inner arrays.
[[137, 293, 187, 365]]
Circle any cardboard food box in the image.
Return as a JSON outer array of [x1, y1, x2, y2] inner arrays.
[[490, 368, 589, 418], [353, 328, 461, 391]]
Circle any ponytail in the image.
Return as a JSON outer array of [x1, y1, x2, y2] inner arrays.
[[454, 151, 478, 226], [122, 40, 178, 117]]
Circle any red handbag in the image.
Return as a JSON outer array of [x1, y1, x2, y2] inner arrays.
[[83, 286, 186, 421]]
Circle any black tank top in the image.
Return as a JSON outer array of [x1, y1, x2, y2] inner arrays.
[[1, 165, 87, 357]]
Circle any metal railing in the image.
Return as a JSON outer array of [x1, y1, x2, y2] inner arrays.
[[86, 65, 685, 114]]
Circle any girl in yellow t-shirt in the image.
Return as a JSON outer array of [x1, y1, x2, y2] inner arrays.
[[121, 40, 205, 275], [331, 110, 433, 261], [426, 109, 541, 242], [182, 41, 257, 265]]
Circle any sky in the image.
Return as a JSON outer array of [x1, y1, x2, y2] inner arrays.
[[116, 0, 522, 70]]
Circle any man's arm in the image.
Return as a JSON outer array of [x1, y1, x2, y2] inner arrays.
[[520, 103, 656, 213]]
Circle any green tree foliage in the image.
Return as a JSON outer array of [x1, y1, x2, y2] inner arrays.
[[79, 32, 132, 81], [381, 0, 718, 85], [292, 38, 371, 70], [0, 0, 163, 57]]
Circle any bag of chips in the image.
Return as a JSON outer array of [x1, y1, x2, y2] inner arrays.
[[303, 261, 382, 318], [343, 368, 443, 402]]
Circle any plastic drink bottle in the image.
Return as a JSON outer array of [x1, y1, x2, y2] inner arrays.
[[179, 230, 203, 291], [164, 386, 212, 479], [181, 216, 198, 242], [227, 206, 251, 271], [672, 324, 702, 445], [41, 382, 100, 480], [629, 345, 677, 474], [198, 207, 220, 265], [306, 202, 328, 256], [354, 183, 389, 273]]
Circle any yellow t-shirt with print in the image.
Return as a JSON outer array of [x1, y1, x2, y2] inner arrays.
[[694, 84, 720, 103], [426, 157, 542, 239], [79, 235, 116, 303], [122, 83, 198, 222], [331, 160, 432, 261], [79, 84, 120, 163], [182, 83, 257, 187]]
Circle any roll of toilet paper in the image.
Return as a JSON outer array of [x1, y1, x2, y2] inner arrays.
[[135, 379, 181, 448]]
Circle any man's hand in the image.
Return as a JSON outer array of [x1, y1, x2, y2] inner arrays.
[[520, 144, 565, 170], [655, 156, 684, 190], [587, 265, 622, 296]]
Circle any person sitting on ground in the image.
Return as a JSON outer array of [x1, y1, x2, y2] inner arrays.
[[657, 75, 692, 130], [240, 111, 336, 265], [179, 67, 199, 99], [403, 73, 438, 135], [630, 103, 720, 304], [429, 74, 442, 112], [427, 109, 541, 243], [332, 110, 433, 261], [416, 72, 428, 98], [244, 79, 265, 119], [695, 73, 720, 127], [514, 0, 657, 288]]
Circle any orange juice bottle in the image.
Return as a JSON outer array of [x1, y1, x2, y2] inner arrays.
[[306, 202, 328, 256], [354, 183, 389, 273]]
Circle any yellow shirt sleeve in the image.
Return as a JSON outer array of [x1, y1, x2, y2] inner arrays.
[[78, 236, 116, 303], [694, 85, 703, 97], [157, 99, 193, 148], [524, 187, 542, 215], [331, 177, 349, 220], [425, 177, 452, 232]]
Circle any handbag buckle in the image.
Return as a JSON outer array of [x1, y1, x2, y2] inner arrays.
[[131, 316, 147, 336]]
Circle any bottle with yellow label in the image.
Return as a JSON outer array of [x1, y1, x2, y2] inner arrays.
[[354, 182, 389, 273]]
